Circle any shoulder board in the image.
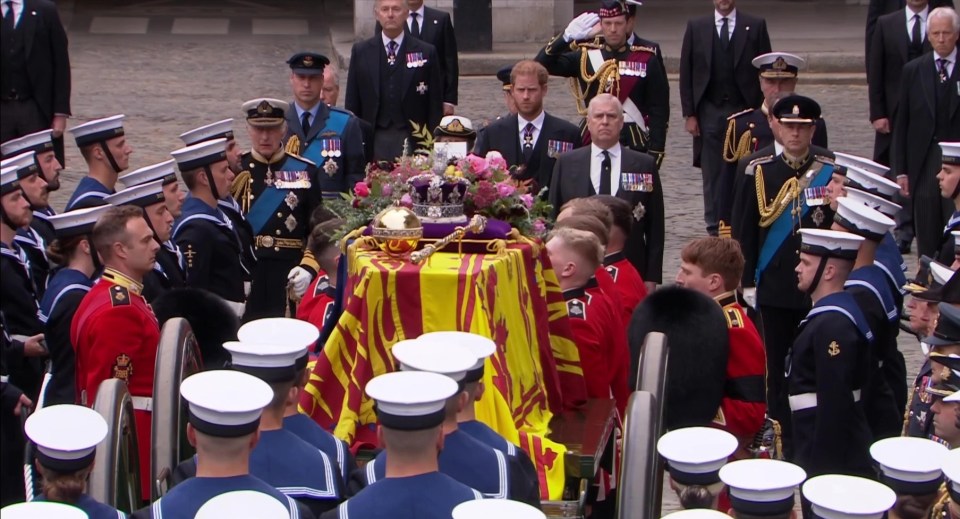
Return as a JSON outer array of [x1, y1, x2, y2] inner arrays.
[[286, 153, 317, 168], [813, 155, 835, 165], [724, 307, 745, 329], [727, 108, 754, 121], [110, 285, 131, 307], [629, 44, 656, 53], [577, 39, 604, 50], [566, 298, 586, 320], [747, 155, 775, 167]]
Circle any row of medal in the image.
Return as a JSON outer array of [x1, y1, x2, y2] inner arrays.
[[618, 60, 647, 78], [545, 139, 575, 159], [621, 172, 655, 192], [319, 138, 343, 158], [269, 169, 312, 189], [406, 51, 428, 68]]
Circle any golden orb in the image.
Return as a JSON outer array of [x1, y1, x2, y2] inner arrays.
[[370, 205, 423, 258]]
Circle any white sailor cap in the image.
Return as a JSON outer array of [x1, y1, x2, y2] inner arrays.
[[941, 142, 960, 166], [365, 371, 458, 430], [452, 499, 546, 519], [180, 119, 236, 146], [1, 129, 54, 158], [931, 261, 955, 286], [947, 389, 960, 402], [180, 370, 273, 437], [661, 510, 731, 519], [869, 437, 949, 495], [799, 229, 864, 261], [834, 152, 890, 176], [719, 459, 806, 516], [48, 205, 111, 239], [834, 198, 894, 242], [195, 490, 288, 519], [104, 179, 165, 209], [242, 98, 289, 127], [843, 165, 899, 201], [843, 188, 901, 218], [946, 447, 960, 507], [656, 427, 737, 486], [418, 331, 496, 383], [223, 341, 305, 383], [119, 160, 178, 187], [0, 151, 39, 179], [24, 404, 108, 472], [238, 317, 319, 372], [751, 52, 804, 78], [171, 138, 228, 171], [802, 475, 896, 519], [69, 115, 125, 147], [391, 339, 477, 383], [0, 166, 22, 195], [0, 502, 88, 519]]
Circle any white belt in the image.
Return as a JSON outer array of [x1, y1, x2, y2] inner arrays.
[[131, 396, 153, 412], [789, 390, 861, 412]]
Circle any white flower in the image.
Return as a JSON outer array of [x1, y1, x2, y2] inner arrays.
[[633, 202, 645, 221]]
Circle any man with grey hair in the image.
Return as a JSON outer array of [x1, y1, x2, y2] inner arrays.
[[549, 93, 664, 290], [891, 6, 960, 258]]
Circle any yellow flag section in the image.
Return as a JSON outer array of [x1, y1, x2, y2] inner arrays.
[[300, 241, 584, 500]]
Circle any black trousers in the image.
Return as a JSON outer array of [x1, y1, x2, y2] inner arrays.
[[0, 99, 63, 165], [698, 100, 740, 235], [913, 171, 953, 258], [244, 256, 297, 322], [758, 304, 808, 460]]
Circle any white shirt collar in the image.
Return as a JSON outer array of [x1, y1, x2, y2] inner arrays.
[[409, 5, 425, 19], [591, 142, 621, 158], [905, 4, 928, 20], [936, 46, 958, 63], [518, 111, 546, 132], [715, 9, 736, 25], [381, 31, 405, 50]]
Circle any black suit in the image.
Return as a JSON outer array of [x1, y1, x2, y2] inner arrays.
[[345, 34, 443, 161], [0, 0, 70, 164], [472, 112, 580, 193], [891, 51, 960, 258], [548, 146, 664, 283], [409, 7, 458, 106], [679, 12, 771, 235], [866, 0, 954, 70]]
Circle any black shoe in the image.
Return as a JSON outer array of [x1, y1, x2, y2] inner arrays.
[[897, 240, 911, 254]]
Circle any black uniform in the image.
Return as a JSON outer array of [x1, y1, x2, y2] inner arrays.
[[38, 267, 92, 406], [535, 35, 670, 160], [172, 196, 246, 305], [233, 151, 323, 321], [936, 211, 960, 266], [284, 103, 366, 199], [142, 241, 186, 303], [0, 241, 42, 398], [787, 291, 874, 479], [14, 210, 55, 299], [218, 196, 257, 284], [731, 145, 836, 447], [0, 314, 26, 507]]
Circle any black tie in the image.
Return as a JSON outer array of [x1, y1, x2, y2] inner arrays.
[[911, 14, 921, 46], [522, 123, 535, 163], [410, 12, 420, 38], [301, 111, 312, 136], [599, 151, 612, 195], [939, 58, 949, 83], [2, 2, 14, 32], [720, 17, 730, 48]]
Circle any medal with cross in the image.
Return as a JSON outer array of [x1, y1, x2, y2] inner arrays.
[[416, 82, 428, 95]]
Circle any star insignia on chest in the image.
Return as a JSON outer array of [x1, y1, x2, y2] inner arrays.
[[566, 298, 586, 319], [811, 206, 825, 227], [324, 158, 339, 177], [285, 214, 298, 232], [285, 191, 299, 210], [827, 341, 840, 357]]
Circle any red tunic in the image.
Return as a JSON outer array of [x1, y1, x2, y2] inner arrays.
[[712, 292, 766, 447], [71, 268, 160, 497], [603, 251, 648, 326], [564, 277, 630, 415], [296, 270, 330, 321], [304, 282, 336, 337]]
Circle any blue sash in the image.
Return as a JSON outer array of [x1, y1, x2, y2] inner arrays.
[[755, 162, 834, 284], [301, 109, 350, 166], [801, 291, 874, 343], [845, 265, 898, 322], [246, 187, 287, 235]]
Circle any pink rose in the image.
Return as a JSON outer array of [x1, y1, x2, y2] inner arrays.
[[496, 182, 516, 198], [485, 151, 508, 170], [520, 193, 534, 209], [399, 193, 414, 208], [532, 219, 547, 236], [354, 181, 370, 198], [464, 154, 489, 176], [381, 183, 393, 197]]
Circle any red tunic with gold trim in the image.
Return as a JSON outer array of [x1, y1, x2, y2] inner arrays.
[[603, 251, 648, 326], [71, 268, 160, 496], [712, 291, 767, 445], [296, 270, 331, 322], [565, 277, 630, 415]]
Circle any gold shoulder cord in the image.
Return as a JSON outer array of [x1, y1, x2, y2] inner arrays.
[[929, 484, 949, 519], [901, 385, 917, 436], [230, 170, 253, 214], [569, 49, 621, 116], [723, 119, 753, 163], [755, 164, 800, 228]]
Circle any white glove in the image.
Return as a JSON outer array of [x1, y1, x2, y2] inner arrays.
[[226, 300, 246, 319], [563, 12, 601, 42], [244, 281, 252, 298], [287, 266, 313, 299], [742, 288, 757, 310]]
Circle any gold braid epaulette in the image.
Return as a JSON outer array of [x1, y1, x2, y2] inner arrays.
[[901, 384, 917, 436], [755, 163, 800, 228], [570, 47, 620, 116], [723, 118, 753, 163], [285, 135, 301, 156], [629, 44, 656, 53], [230, 170, 252, 214], [929, 484, 949, 519]]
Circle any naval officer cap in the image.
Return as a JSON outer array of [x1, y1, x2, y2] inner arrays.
[[869, 437, 949, 495], [903, 256, 937, 295], [842, 166, 899, 201], [941, 142, 960, 166], [661, 510, 731, 519], [834, 152, 890, 177], [288, 52, 330, 76], [366, 371, 459, 430], [752, 52, 805, 79], [223, 340, 305, 384], [833, 198, 894, 242], [195, 490, 289, 519], [453, 499, 546, 519], [119, 160, 178, 187], [922, 302, 960, 346], [945, 448, 960, 506], [180, 370, 273, 437], [656, 427, 737, 486], [773, 94, 821, 124], [497, 65, 514, 91], [0, 151, 39, 179], [843, 188, 901, 218], [391, 338, 477, 384], [171, 138, 228, 172], [1, 129, 54, 159], [0, 502, 88, 519], [48, 205, 111, 239], [419, 331, 496, 383], [435, 116, 476, 139], [179, 119, 236, 146], [24, 404, 108, 473], [0, 166, 22, 195], [798, 228, 864, 261], [948, 389, 960, 402], [238, 317, 319, 372], [927, 353, 960, 397], [104, 179, 165, 209], [243, 98, 289, 128], [69, 115, 125, 148], [719, 459, 806, 516], [802, 475, 895, 519], [913, 261, 959, 303]]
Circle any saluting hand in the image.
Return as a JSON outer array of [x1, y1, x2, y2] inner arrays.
[[563, 12, 601, 42]]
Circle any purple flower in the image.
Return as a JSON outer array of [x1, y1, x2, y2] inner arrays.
[[520, 194, 534, 209], [381, 183, 393, 197], [496, 182, 516, 198], [399, 193, 413, 208], [532, 219, 547, 236]]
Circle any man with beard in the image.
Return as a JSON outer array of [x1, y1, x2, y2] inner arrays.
[[2, 151, 51, 297], [2, 129, 62, 246]]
